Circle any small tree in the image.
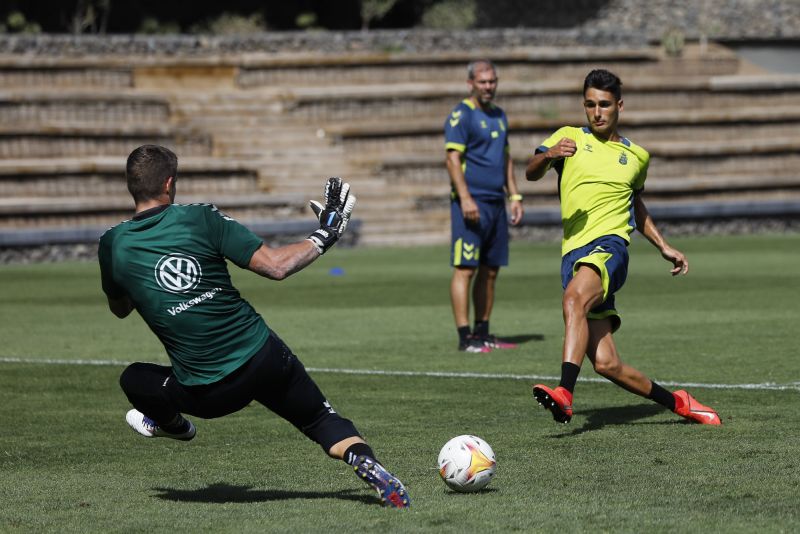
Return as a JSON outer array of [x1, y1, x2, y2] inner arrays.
[[71, 0, 111, 34], [421, 0, 477, 29], [361, 0, 398, 30]]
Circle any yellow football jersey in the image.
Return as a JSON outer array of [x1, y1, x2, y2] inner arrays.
[[537, 126, 649, 256]]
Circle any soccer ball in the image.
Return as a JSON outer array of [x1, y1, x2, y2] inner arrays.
[[437, 435, 496, 493]]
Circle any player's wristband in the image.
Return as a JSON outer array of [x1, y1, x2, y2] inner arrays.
[[306, 227, 338, 255], [508, 194, 523, 202]]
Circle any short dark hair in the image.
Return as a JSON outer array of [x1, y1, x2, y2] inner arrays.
[[583, 69, 622, 101], [126, 144, 178, 203], [467, 59, 497, 80]]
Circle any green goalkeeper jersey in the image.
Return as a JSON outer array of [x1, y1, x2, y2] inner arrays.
[[98, 203, 269, 386]]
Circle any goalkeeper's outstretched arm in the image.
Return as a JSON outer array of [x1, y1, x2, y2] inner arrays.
[[247, 176, 356, 281], [247, 241, 321, 281]]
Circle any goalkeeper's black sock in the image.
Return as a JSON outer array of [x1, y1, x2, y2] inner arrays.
[[559, 362, 581, 393], [161, 414, 191, 434], [648, 381, 676, 411], [473, 320, 489, 338], [343, 443, 378, 466], [457, 326, 471, 344]]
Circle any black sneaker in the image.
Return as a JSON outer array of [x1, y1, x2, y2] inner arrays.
[[458, 336, 491, 353]]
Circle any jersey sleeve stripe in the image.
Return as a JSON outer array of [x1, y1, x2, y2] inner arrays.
[[446, 142, 466, 152]]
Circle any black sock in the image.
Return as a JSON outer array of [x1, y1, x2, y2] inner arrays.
[[457, 326, 471, 343], [473, 320, 489, 337], [162, 414, 190, 433], [343, 443, 377, 466], [558, 362, 581, 393], [648, 382, 676, 411]]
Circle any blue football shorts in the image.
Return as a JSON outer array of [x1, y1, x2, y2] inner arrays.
[[450, 198, 509, 268], [561, 235, 629, 331]]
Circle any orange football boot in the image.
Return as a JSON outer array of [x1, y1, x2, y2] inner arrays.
[[673, 390, 722, 425], [532, 384, 573, 423]]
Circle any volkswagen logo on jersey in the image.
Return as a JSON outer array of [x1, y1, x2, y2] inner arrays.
[[154, 253, 202, 293]]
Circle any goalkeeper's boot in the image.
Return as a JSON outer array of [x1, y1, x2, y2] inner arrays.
[[354, 455, 411, 509], [532, 384, 573, 424], [458, 336, 491, 353], [672, 390, 722, 425], [125, 409, 197, 441], [480, 334, 518, 350]]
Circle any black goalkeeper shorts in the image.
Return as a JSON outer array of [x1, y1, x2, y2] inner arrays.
[[119, 332, 360, 451]]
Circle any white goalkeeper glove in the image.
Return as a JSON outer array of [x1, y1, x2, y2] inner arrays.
[[306, 177, 356, 254]]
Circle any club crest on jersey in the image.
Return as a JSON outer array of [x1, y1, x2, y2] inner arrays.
[[155, 253, 202, 293], [619, 152, 628, 165]]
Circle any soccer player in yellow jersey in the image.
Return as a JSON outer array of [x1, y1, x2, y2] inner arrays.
[[525, 69, 720, 425]]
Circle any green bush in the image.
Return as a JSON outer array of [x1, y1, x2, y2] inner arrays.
[[421, 0, 477, 29]]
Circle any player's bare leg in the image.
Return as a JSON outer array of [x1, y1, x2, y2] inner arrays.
[[474, 265, 516, 349], [586, 318, 721, 424], [586, 318, 653, 396], [533, 265, 602, 422], [451, 266, 489, 352], [562, 265, 604, 368], [473, 264, 495, 322]]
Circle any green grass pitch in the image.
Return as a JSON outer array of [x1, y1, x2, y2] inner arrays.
[[1, 234, 798, 532]]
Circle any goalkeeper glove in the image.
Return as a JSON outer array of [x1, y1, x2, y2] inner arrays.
[[307, 177, 356, 254]]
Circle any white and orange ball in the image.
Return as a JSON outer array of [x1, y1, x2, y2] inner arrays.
[[437, 435, 496, 493]]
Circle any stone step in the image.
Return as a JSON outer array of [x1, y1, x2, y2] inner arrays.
[[0, 157, 261, 196], [373, 138, 800, 180], [0, 192, 305, 215], [279, 75, 800, 123], [0, 123, 212, 159], [359, 230, 450, 247], [0, 89, 170, 124], [326, 106, 800, 154]]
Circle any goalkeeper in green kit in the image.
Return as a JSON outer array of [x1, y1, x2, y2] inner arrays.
[[98, 144, 410, 508]]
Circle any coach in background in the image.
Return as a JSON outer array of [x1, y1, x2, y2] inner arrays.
[[99, 145, 410, 508], [526, 69, 721, 425], [444, 59, 524, 353]]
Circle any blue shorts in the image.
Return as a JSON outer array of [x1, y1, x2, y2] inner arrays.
[[561, 235, 629, 331], [450, 198, 509, 267]]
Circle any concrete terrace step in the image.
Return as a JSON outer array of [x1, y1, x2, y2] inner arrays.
[[373, 137, 800, 170], [359, 229, 450, 247], [288, 74, 800, 102], [276, 75, 800, 123], [0, 44, 733, 89], [0, 157, 263, 197], [0, 123, 212, 159], [326, 106, 800, 154], [325, 106, 800, 139], [0, 193, 305, 216], [236, 43, 737, 85], [0, 217, 332, 247], [0, 89, 170, 124]]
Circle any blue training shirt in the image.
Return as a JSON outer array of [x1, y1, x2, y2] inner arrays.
[[444, 98, 509, 201]]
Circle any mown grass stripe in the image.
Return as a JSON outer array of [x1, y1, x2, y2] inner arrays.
[[1, 357, 797, 391]]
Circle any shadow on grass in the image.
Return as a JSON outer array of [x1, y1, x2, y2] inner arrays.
[[443, 487, 499, 496], [549, 403, 681, 438], [499, 333, 545, 344], [152, 483, 375, 505]]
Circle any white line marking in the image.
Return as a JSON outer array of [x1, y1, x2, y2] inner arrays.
[[1, 357, 798, 391]]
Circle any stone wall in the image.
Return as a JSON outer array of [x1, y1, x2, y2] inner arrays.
[[0, 28, 644, 58], [475, 0, 800, 42], [1, 1, 799, 58]]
